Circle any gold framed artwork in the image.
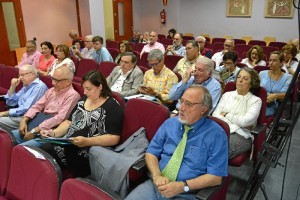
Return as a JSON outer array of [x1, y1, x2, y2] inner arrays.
[[226, 0, 252, 17], [265, 0, 294, 18]]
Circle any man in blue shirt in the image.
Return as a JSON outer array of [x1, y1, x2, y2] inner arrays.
[[169, 56, 221, 112], [125, 85, 228, 200], [92, 36, 113, 64], [0, 64, 47, 134]]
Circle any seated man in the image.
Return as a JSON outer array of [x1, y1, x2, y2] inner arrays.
[[212, 39, 235, 68], [173, 40, 201, 77], [139, 49, 178, 107], [130, 30, 142, 44], [73, 35, 95, 60], [140, 31, 165, 58], [196, 36, 213, 58], [107, 52, 144, 97], [0, 64, 48, 134], [170, 56, 221, 111], [12, 65, 81, 147], [15, 40, 41, 68], [125, 85, 228, 200], [92, 36, 113, 64], [165, 33, 186, 57]]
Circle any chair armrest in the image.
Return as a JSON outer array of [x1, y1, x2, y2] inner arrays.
[[131, 158, 147, 171], [250, 123, 266, 136], [195, 184, 222, 200]]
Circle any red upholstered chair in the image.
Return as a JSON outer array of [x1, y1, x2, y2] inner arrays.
[[107, 48, 120, 61], [106, 40, 119, 49], [0, 66, 19, 95], [212, 38, 226, 44], [235, 44, 252, 55], [132, 51, 140, 65], [262, 46, 279, 60], [0, 131, 16, 195], [112, 91, 125, 109], [72, 82, 84, 97], [234, 39, 246, 45], [236, 62, 248, 68], [224, 82, 268, 166], [134, 43, 146, 53], [157, 34, 166, 40], [253, 65, 270, 73], [0, 145, 62, 200], [74, 59, 99, 83], [164, 55, 183, 70], [212, 42, 224, 53], [182, 35, 195, 40], [59, 178, 122, 200], [98, 61, 118, 78], [268, 41, 287, 49], [248, 40, 267, 46], [139, 52, 149, 68], [39, 75, 53, 88], [138, 65, 148, 74], [161, 38, 173, 46]]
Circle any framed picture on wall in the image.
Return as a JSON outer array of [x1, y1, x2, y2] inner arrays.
[[226, 0, 252, 17], [265, 0, 294, 18]]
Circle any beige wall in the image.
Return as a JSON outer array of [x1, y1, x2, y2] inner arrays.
[[103, 0, 114, 41]]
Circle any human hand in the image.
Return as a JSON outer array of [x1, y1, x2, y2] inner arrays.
[[11, 78, 20, 88], [71, 136, 87, 147], [153, 175, 170, 187], [267, 94, 276, 103], [23, 132, 35, 141], [157, 181, 184, 199], [182, 67, 194, 83], [40, 129, 55, 138], [19, 120, 28, 136]]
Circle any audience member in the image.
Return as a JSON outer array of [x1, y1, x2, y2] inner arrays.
[[115, 40, 132, 64], [107, 52, 143, 97], [16, 39, 41, 68], [139, 49, 178, 106], [125, 85, 228, 200], [291, 38, 300, 61], [0, 65, 47, 134], [71, 39, 85, 59], [48, 44, 75, 76], [37, 41, 56, 76], [173, 40, 201, 77], [12, 65, 80, 146], [281, 44, 299, 75], [140, 31, 165, 57], [241, 45, 266, 68], [40, 70, 124, 177], [170, 56, 221, 111], [130, 30, 142, 44], [213, 67, 262, 159], [259, 51, 292, 116], [212, 39, 235, 68], [165, 33, 186, 57], [141, 31, 150, 44], [69, 29, 82, 43], [73, 35, 95, 60], [167, 28, 176, 39], [92, 36, 113, 64], [196, 36, 213, 58]]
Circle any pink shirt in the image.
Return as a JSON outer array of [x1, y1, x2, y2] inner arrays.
[[37, 54, 56, 72], [25, 85, 80, 130], [140, 42, 165, 58], [16, 50, 41, 68]]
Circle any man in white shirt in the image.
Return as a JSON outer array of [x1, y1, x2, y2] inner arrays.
[[73, 35, 95, 59], [212, 39, 235, 68]]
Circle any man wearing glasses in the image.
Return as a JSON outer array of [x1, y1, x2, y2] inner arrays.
[[212, 39, 235, 68], [0, 65, 47, 134], [15, 40, 41, 68], [125, 85, 228, 200], [73, 35, 95, 60], [165, 33, 186, 57], [139, 49, 178, 108], [196, 36, 213, 59], [11, 65, 80, 147]]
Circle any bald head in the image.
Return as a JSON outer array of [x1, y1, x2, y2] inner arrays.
[[69, 30, 79, 40]]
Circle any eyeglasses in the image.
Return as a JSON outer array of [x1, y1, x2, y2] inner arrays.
[[180, 99, 203, 107], [147, 60, 161, 68], [84, 40, 92, 42], [224, 44, 232, 47], [51, 76, 68, 83], [18, 72, 32, 77], [120, 60, 131, 65], [26, 46, 35, 49]]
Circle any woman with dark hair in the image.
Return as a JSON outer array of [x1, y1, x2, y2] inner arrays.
[[167, 28, 176, 39], [241, 45, 266, 68], [115, 40, 132, 64], [213, 67, 262, 159], [48, 44, 75, 76], [37, 41, 56, 76], [40, 70, 124, 177]]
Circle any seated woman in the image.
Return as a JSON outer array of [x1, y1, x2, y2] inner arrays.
[[167, 28, 176, 39], [16, 39, 41, 68], [259, 51, 292, 116], [40, 70, 124, 177], [281, 44, 299, 75], [241, 45, 266, 68], [37, 41, 56, 76], [107, 52, 143, 97], [71, 39, 85, 59], [115, 40, 132, 64], [213, 67, 262, 159], [48, 44, 75, 76]]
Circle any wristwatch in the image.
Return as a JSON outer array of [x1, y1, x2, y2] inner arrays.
[[30, 129, 37, 137], [183, 180, 190, 192]]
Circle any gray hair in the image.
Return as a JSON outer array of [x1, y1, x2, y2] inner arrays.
[[147, 49, 164, 61], [225, 38, 235, 46], [85, 35, 94, 41], [189, 85, 212, 116], [196, 56, 214, 74], [196, 36, 206, 43], [21, 64, 38, 77]]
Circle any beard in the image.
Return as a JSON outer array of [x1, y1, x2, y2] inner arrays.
[[178, 111, 188, 124]]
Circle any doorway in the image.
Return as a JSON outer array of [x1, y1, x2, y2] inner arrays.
[[113, 0, 133, 41]]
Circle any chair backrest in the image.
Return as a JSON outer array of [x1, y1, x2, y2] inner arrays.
[[106, 41, 119, 49], [248, 40, 266, 47], [207, 116, 230, 140], [5, 145, 62, 200], [134, 43, 146, 53], [139, 52, 149, 68], [223, 35, 233, 39], [212, 38, 226, 44], [133, 51, 140, 64], [236, 62, 248, 68], [213, 42, 224, 53], [0, 66, 19, 95], [39, 75, 53, 88], [253, 65, 269, 73], [182, 35, 194, 40], [112, 91, 125, 109], [15, 47, 26, 64], [268, 41, 287, 49], [75, 59, 99, 78], [234, 39, 246, 45], [138, 65, 148, 74], [157, 34, 166, 40], [59, 178, 122, 200], [72, 82, 84, 97], [161, 38, 173, 46], [0, 131, 16, 195], [98, 61, 118, 78], [164, 55, 183, 70], [235, 44, 252, 55], [120, 98, 169, 143], [107, 48, 120, 60], [263, 36, 276, 46], [262, 46, 279, 60], [241, 36, 253, 45]]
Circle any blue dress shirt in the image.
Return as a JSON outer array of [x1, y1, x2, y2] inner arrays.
[[93, 47, 113, 64]]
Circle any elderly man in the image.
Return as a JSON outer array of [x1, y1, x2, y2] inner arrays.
[[16, 40, 41, 68], [92, 36, 113, 64], [212, 39, 235, 68], [125, 85, 228, 200], [169, 56, 221, 111], [196, 36, 213, 59], [11, 65, 80, 147], [130, 30, 142, 44], [139, 49, 178, 106], [173, 40, 201, 77], [107, 52, 144, 97], [0, 65, 48, 134], [73, 35, 95, 59], [165, 33, 186, 57], [140, 31, 165, 58]]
